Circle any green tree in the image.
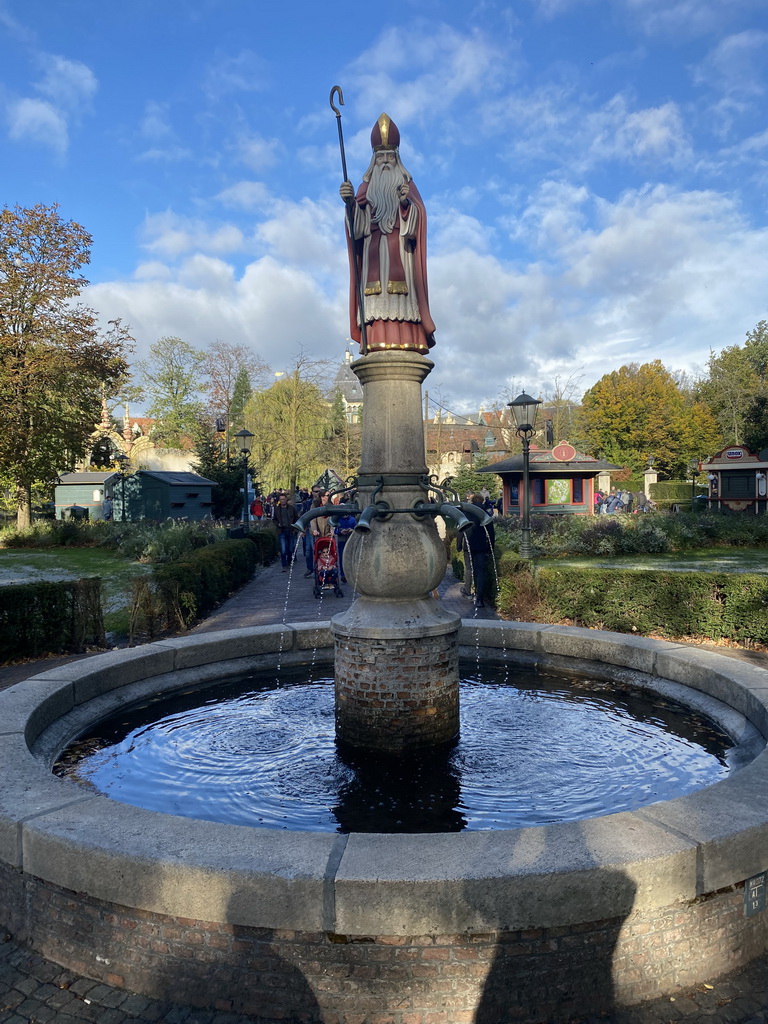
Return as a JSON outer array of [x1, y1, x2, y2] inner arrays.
[[136, 336, 205, 447], [451, 455, 500, 500], [578, 361, 721, 477], [245, 355, 332, 493], [0, 203, 131, 526], [192, 420, 257, 519], [230, 367, 253, 428], [320, 390, 362, 482], [697, 345, 760, 446]]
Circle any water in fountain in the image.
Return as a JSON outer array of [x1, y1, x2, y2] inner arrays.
[[57, 662, 734, 834]]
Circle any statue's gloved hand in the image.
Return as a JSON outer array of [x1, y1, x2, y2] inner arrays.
[[339, 181, 355, 203], [398, 181, 411, 203]]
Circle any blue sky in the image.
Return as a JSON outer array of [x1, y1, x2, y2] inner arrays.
[[2, 0, 768, 416]]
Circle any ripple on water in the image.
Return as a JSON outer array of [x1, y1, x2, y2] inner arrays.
[[57, 666, 735, 834]]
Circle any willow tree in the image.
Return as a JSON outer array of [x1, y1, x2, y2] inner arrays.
[[245, 356, 332, 494], [0, 204, 131, 527]]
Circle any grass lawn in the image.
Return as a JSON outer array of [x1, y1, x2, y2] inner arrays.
[[0, 548, 150, 640], [546, 548, 768, 574]]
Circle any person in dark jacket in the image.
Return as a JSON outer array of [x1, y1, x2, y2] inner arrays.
[[458, 493, 496, 607], [273, 494, 298, 570]]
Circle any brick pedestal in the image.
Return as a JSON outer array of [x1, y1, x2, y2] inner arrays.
[[334, 626, 459, 752]]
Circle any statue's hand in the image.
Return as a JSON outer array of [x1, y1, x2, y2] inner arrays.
[[340, 181, 355, 203], [399, 182, 411, 203]]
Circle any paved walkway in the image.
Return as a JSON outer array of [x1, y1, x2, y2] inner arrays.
[[1, 561, 767, 1023]]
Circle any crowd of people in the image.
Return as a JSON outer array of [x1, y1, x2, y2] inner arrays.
[[250, 484, 499, 604], [249, 486, 355, 581], [594, 487, 654, 514]]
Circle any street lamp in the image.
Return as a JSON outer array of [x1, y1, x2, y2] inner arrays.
[[508, 391, 542, 559], [114, 453, 129, 522], [234, 429, 254, 531]]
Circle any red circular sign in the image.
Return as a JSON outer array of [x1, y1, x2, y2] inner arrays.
[[552, 443, 576, 462]]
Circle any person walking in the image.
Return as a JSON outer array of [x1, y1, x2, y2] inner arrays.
[[299, 486, 322, 577], [334, 510, 356, 583], [273, 493, 298, 570]]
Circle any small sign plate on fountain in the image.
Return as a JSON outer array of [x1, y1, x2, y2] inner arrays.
[[744, 872, 766, 917]]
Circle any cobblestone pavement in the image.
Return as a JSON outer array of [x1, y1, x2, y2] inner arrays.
[[1, 561, 767, 1024]]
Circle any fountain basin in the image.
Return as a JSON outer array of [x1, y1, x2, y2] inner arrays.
[[1, 622, 768, 1022]]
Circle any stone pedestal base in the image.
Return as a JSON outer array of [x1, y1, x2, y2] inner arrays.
[[333, 599, 460, 753]]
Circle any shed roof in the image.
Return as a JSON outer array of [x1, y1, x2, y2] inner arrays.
[[702, 446, 768, 471], [477, 446, 622, 475], [137, 471, 217, 486], [57, 472, 119, 485]]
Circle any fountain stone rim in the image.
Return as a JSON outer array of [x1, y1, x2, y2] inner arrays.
[[1, 621, 767, 938]]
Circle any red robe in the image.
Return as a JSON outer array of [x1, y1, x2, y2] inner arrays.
[[346, 178, 436, 353]]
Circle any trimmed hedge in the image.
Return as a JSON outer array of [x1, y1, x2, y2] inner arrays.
[[249, 523, 278, 565], [496, 562, 768, 645], [649, 481, 707, 500], [0, 577, 105, 661], [130, 538, 259, 639]]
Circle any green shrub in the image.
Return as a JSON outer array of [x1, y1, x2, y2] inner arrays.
[[0, 577, 104, 660], [130, 539, 258, 638], [495, 564, 768, 645], [650, 481, 707, 501], [0, 519, 230, 562], [249, 523, 278, 565]]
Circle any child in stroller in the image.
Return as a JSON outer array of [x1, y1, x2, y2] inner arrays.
[[312, 535, 344, 598]]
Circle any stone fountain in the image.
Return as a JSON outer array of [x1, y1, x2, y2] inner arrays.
[[0, 111, 767, 1024]]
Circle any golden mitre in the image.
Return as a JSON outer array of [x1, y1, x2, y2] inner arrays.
[[371, 113, 401, 150]]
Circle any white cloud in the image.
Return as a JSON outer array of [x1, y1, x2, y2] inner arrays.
[[215, 181, 271, 210], [4, 52, 97, 156], [34, 54, 97, 111], [7, 97, 68, 154], [140, 100, 173, 141], [86, 256, 344, 373], [140, 211, 246, 259], [235, 133, 281, 172], [347, 24, 515, 137], [202, 50, 268, 101], [420, 183, 768, 410], [692, 30, 768, 98], [255, 198, 347, 270], [621, 0, 761, 37], [488, 89, 692, 173]]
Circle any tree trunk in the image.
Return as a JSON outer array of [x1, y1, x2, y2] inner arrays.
[[16, 483, 32, 529]]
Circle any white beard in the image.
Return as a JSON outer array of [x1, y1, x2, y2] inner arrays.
[[367, 162, 405, 234]]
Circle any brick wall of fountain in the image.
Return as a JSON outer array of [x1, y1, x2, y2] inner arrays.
[[2, 861, 765, 1022]]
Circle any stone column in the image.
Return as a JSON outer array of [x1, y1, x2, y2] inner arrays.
[[332, 351, 460, 754]]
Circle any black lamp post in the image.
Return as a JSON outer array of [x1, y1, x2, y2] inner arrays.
[[114, 453, 129, 522], [234, 429, 254, 531], [508, 391, 542, 559], [689, 458, 701, 506]]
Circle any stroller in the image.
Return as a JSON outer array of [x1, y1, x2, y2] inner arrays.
[[312, 535, 344, 599]]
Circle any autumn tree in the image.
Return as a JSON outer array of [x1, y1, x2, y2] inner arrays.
[[0, 204, 131, 526], [542, 370, 584, 445], [203, 339, 268, 441], [578, 360, 722, 477], [135, 336, 205, 447]]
